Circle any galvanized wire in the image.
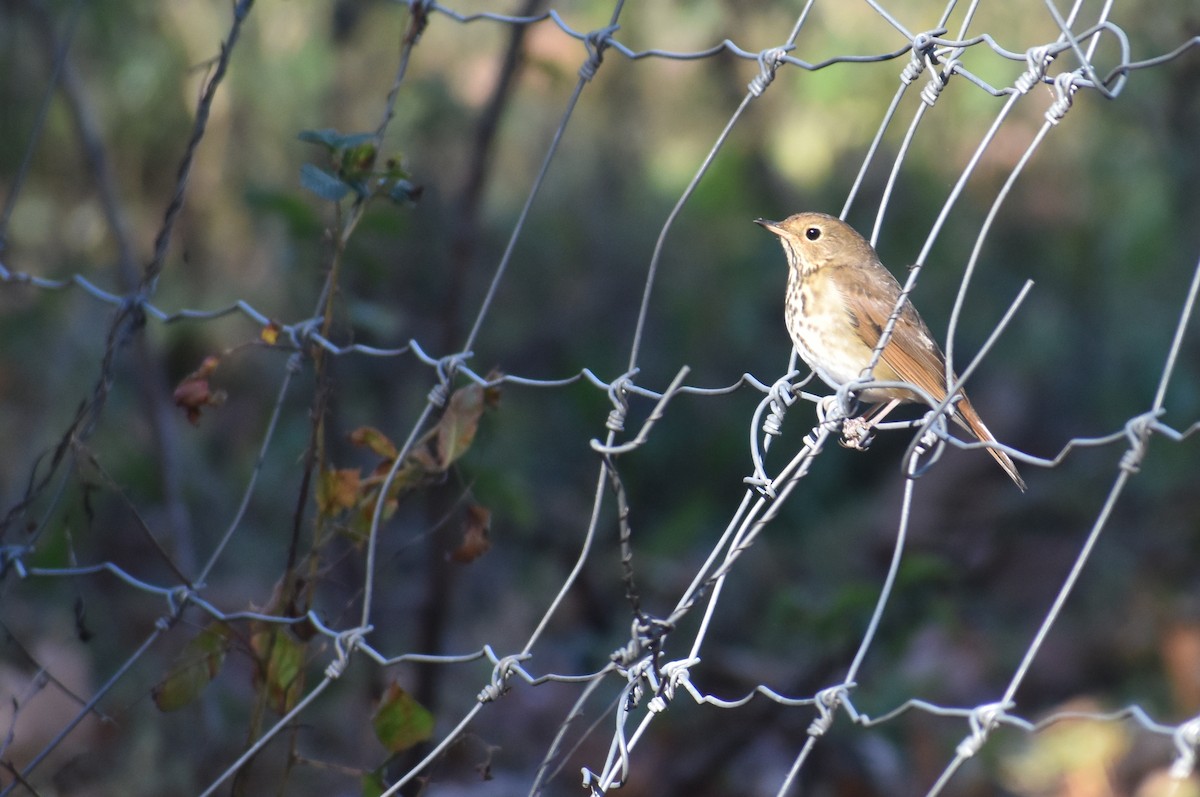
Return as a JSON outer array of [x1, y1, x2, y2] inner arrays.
[[1, 1, 1199, 795]]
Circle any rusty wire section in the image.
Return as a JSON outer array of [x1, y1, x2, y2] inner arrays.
[[2, 1, 1200, 795]]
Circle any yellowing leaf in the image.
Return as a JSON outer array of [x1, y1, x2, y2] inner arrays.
[[482, 368, 504, 409], [152, 623, 231, 711], [317, 467, 361, 516], [435, 383, 484, 469], [349, 426, 398, 460], [261, 321, 282, 345], [373, 682, 434, 753], [251, 626, 305, 715]]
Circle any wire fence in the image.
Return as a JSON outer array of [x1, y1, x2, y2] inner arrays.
[[2, 0, 1200, 794]]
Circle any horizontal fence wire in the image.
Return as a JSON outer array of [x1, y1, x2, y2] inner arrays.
[[1, 0, 1199, 795]]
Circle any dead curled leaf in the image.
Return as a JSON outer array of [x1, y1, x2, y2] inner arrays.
[[316, 467, 361, 515], [172, 355, 227, 425], [349, 426, 399, 460], [450, 504, 491, 563]]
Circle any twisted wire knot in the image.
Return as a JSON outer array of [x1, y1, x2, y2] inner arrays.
[[647, 658, 698, 714], [900, 57, 926, 86], [1015, 45, 1053, 94], [748, 46, 791, 97], [325, 625, 371, 679], [427, 382, 450, 408], [168, 585, 197, 615], [1046, 71, 1079, 125], [428, 351, 471, 407], [956, 701, 1010, 758], [911, 32, 935, 57], [921, 58, 958, 106], [763, 377, 799, 438], [478, 652, 529, 703], [605, 371, 637, 432], [1170, 716, 1200, 778], [287, 316, 322, 350], [807, 684, 849, 737], [902, 32, 939, 85], [1120, 409, 1162, 474], [611, 630, 645, 670], [579, 24, 619, 82]]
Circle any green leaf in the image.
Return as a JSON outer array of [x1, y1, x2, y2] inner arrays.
[[334, 132, 375, 150], [373, 682, 434, 753], [251, 625, 305, 714], [361, 767, 387, 797], [298, 128, 343, 150], [152, 622, 231, 711], [300, 163, 350, 202], [297, 128, 374, 152], [343, 141, 378, 172]]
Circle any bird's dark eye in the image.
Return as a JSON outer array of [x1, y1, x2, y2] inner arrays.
[[805, 227, 821, 241]]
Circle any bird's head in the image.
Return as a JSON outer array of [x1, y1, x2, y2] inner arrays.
[[755, 212, 878, 275]]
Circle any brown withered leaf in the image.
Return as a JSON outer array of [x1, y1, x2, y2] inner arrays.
[[482, 368, 504, 409], [349, 426, 398, 460], [450, 504, 491, 563], [172, 355, 226, 425], [434, 383, 484, 470], [316, 467, 361, 516]]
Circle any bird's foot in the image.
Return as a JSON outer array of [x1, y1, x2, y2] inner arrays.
[[839, 416, 876, 450]]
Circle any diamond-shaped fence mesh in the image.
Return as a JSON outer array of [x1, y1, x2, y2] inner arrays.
[[2, 1, 1200, 795]]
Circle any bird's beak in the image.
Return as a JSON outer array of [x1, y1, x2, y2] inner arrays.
[[754, 218, 784, 236]]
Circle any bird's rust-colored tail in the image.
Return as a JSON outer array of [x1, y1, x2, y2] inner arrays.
[[955, 397, 1026, 491]]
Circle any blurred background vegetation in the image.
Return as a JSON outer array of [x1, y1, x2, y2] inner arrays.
[[2, 0, 1200, 795]]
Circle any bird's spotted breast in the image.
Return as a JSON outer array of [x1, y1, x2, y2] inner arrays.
[[785, 270, 912, 401], [787, 272, 874, 388]]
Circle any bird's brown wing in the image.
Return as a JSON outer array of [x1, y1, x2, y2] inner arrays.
[[836, 264, 950, 405], [838, 265, 1027, 490]]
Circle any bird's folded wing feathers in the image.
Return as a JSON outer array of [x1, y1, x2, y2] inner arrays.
[[841, 277, 950, 404]]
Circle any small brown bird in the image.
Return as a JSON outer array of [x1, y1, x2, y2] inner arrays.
[[756, 211, 1025, 491]]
